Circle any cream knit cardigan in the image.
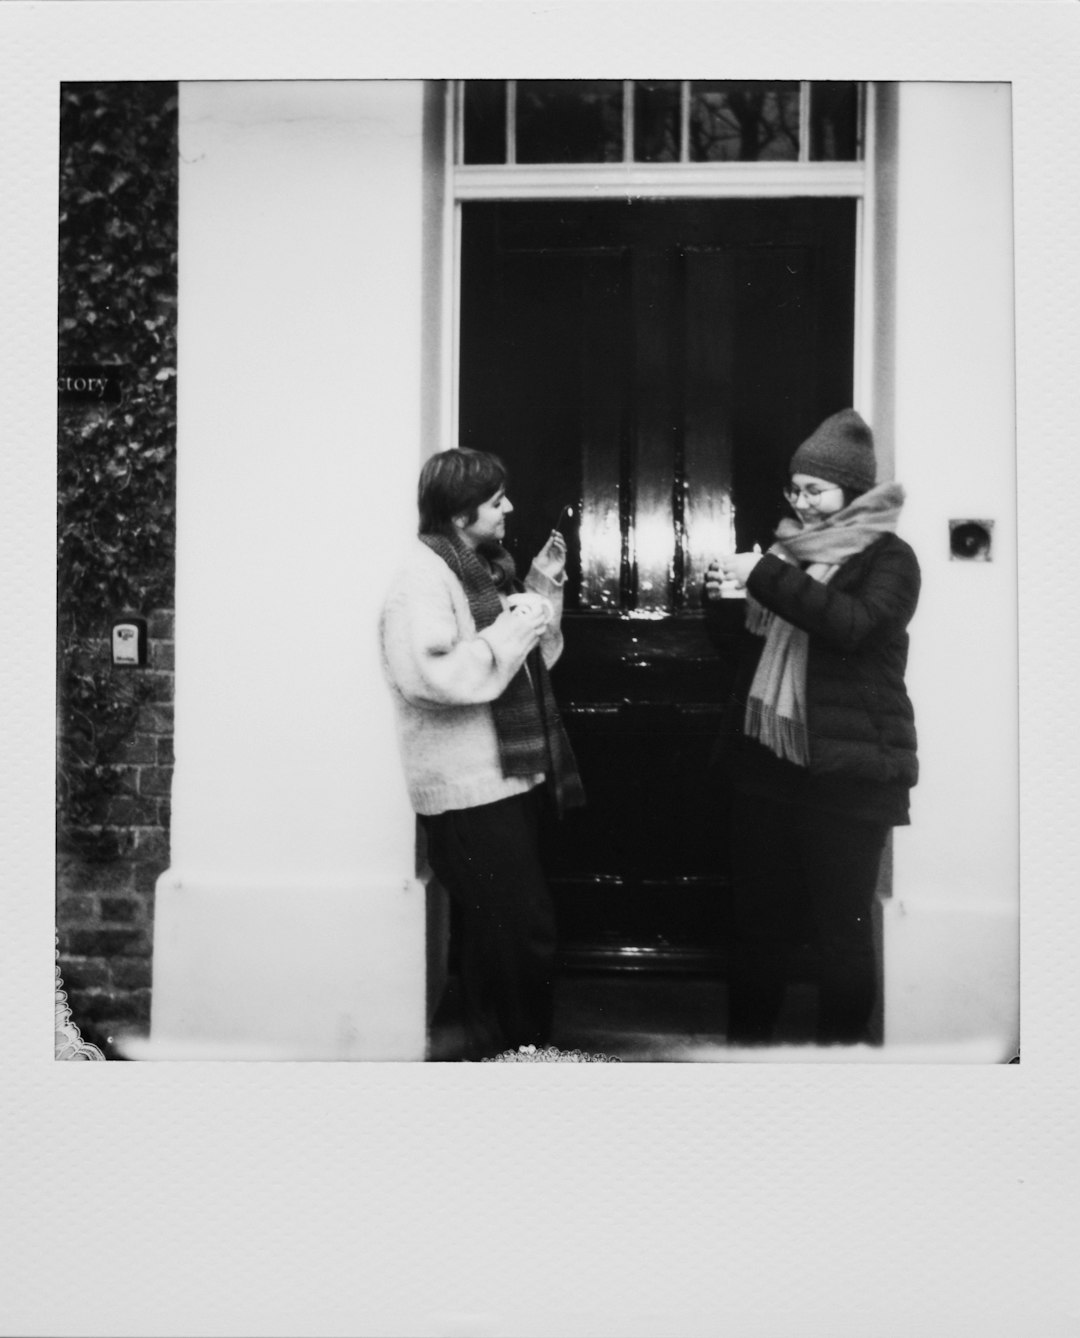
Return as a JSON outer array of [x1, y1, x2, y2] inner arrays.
[[379, 539, 566, 816]]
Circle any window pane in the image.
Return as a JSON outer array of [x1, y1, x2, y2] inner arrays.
[[463, 81, 507, 165], [809, 81, 860, 161], [516, 80, 624, 164], [633, 81, 681, 162], [689, 81, 800, 162]]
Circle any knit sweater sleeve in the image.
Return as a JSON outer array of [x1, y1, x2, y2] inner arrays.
[[381, 560, 527, 709], [525, 561, 565, 670], [744, 537, 921, 654]]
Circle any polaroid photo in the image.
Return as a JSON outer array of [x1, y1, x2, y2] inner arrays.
[[4, 3, 1078, 1335]]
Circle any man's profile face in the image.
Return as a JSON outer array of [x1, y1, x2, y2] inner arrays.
[[457, 487, 513, 548]]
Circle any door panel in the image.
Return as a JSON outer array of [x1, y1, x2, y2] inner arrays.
[[630, 245, 678, 612], [683, 249, 738, 606], [460, 198, 856, 970], [579, 257, 628, 610]]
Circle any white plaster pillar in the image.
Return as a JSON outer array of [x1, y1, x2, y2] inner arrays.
[[149, 82, 436, 1058], [883, 83, 1019, 1056]]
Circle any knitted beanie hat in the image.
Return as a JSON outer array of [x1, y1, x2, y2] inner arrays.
[[789, 408, 877, 495]]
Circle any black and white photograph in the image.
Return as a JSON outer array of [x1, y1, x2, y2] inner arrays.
[[5, 2, 1080, 1335], [55, 77, 1018, 1064]]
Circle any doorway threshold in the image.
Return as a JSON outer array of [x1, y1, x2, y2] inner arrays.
[[427, 971, 821, 1062]]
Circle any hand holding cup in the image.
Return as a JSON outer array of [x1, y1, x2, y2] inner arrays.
[[705, 559, 740, 600], [507, 590, 553, 626], [706, 545, 763, 598]]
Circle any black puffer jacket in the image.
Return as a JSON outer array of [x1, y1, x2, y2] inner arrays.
[[721, 532, 920, 824]]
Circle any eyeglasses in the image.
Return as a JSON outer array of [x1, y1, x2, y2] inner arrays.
[[784, 483, 843, 506]]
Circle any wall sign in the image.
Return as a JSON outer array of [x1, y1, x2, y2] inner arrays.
[[58, 365, 124, 405], [111, 617, 148, 667]]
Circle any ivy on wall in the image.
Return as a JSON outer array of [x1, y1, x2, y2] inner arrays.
[[57, 82, 178, 857]]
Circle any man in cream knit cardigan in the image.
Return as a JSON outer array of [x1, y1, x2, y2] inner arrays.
[[379, 449, 579, 1060]]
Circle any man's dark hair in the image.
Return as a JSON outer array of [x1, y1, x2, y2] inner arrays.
[[418, 449, 508, 536]]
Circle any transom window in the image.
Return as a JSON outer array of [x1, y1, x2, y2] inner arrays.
[[460, 80, 862, 167]]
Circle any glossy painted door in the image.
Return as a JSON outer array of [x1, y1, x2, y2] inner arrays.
[[460, 198, 856, 970]]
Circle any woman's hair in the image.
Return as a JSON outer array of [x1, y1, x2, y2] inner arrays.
[[417, 448, 508, 536]]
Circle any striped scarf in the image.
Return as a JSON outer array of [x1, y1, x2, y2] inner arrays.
[[420, 532, 585, 815], [744, 482, 905, 766]]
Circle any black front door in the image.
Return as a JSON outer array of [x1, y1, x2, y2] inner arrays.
[[459, 197, 856, 971]]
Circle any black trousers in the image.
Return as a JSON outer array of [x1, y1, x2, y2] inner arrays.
[[421, 789, 557, 1059], [727, 791, 888, 1046]]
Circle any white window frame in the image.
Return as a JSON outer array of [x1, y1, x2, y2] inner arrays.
[[440, 81, 878, 450]]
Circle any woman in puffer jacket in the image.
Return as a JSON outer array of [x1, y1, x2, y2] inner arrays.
[[707, 409, 920, 1047]]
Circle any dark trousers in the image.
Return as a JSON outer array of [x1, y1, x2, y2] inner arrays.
[[421, 789, 557, 1059], [727, 791, 887, 1046]]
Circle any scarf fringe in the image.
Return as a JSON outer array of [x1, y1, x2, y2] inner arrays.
[[745, 698, 810, 767]]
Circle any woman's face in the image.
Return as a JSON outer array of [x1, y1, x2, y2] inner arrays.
[[785, 473, 846, 523], [457, 486, 514, 548]]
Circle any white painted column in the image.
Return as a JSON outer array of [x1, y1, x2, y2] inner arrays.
[[148, 82, 436, 1059], [883, 83, 1019, 1057]]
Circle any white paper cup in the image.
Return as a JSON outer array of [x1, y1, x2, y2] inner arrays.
[[507, 592, 553, 623]]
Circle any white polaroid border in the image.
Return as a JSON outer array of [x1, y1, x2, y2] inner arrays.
[[4, 3, 1078, 1335]]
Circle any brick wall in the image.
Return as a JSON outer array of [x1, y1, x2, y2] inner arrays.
[[56, 608, 174, 1058]]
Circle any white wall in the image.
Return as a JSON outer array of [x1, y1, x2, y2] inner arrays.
[[150, 82, 432, 1058], [885, 83, 1019, 1054]]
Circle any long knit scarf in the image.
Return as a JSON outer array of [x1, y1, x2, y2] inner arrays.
[[744, 482, 906, 767], [420, 532, 585, 815]]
